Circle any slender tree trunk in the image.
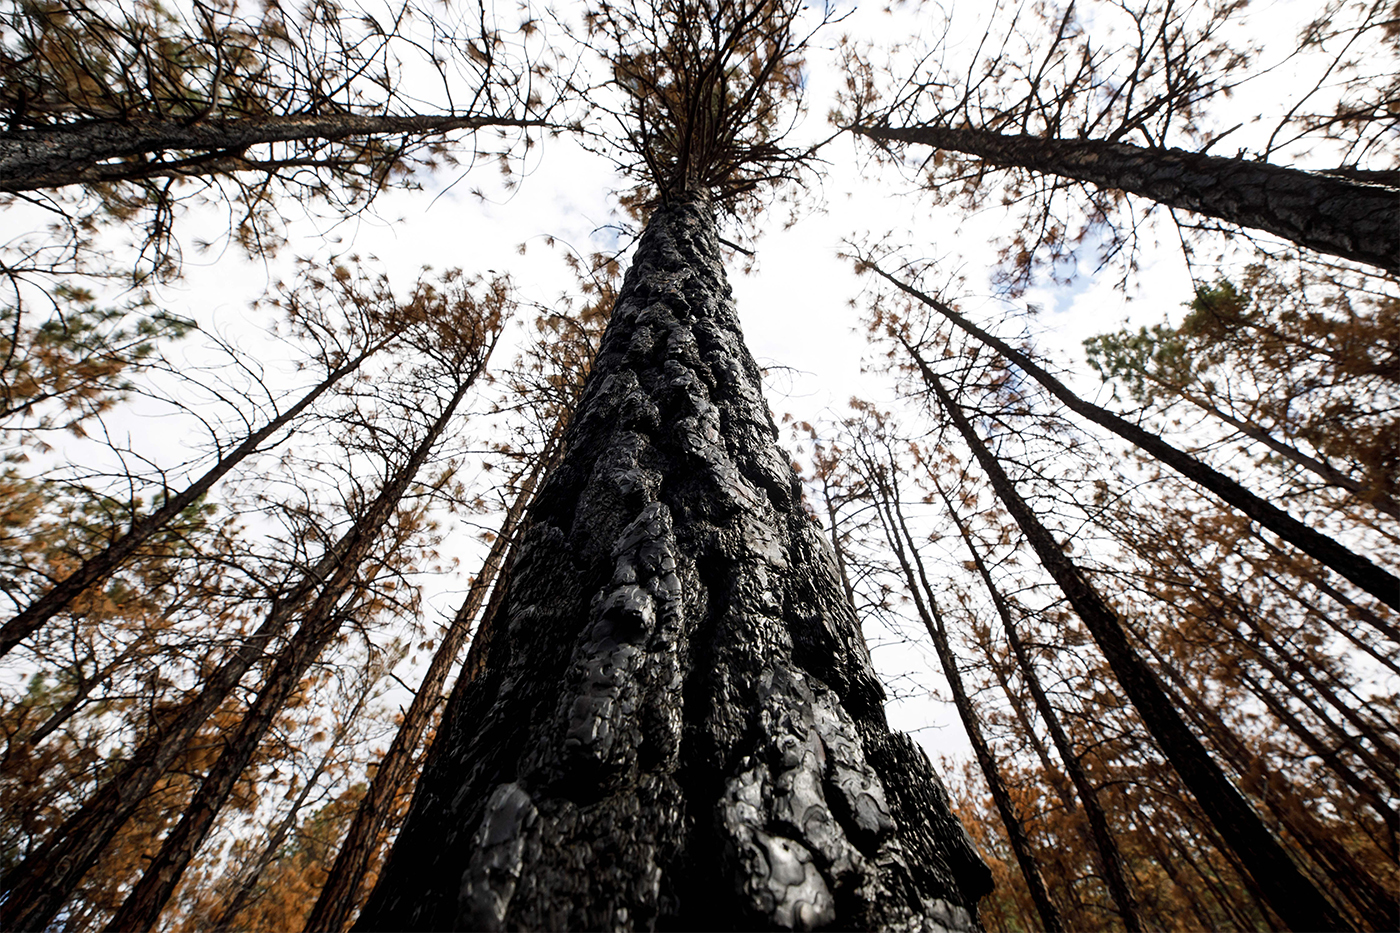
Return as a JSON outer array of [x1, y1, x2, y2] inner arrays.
[[852, 125, 1400, 274], [867, 459, 1065, 933], [983, 646, 1074, 807], [0, 114, 546, 193], [353, 195, 992, 931], [921, 366, 1348, 931], [935, 482, 1144, 933], [1150, 652, 1398, 930], [304, 443, 554, 933], [1113, 365, 1399, 519], [0, 530, 355, 932], [875, 264, 1400, 612], [211, 685, 373, 933], [0, 345, 382, 659], [105, 367, 484, 933]]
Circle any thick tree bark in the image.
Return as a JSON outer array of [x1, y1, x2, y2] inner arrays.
[[0, 114, 545, 194], [105, 366, 484, 933], [868, 464, 1064, 933], [936, 484, 1143, 933], [853, 125, 1400, 274], [304, 445, 554, 933], [874, 264, 1400, 612], [354, 195, 992, 931], [0, 345, 381, 660], [922, 367, 1349, 932]]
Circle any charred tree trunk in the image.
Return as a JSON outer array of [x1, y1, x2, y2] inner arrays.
[[874, 265, 1400, 613], [852, 125, 1400, 274], [921, 367, 1349, 932], [354, 195, 993, 931]]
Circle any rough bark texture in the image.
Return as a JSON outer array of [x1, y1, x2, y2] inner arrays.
[[354, 195, 992, 931], [855, 125, 1400, 274], [0, 114, 542, 193]]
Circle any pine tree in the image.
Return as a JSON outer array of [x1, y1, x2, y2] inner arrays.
[[352, 2, 993, 927]]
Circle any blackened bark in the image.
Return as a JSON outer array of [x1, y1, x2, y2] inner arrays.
[[0, 345, 380, 660], [853, 125, 1400, 274], [923, 368, 1349, 932], [105, 368, 484, 933], [354, 195, 992, 931], [0, 114, 544, 194], [876, 266, 1400, 612]]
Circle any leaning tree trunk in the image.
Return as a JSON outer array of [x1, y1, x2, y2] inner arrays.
[[921, 368, 1349, 932], [353, 194, 993, 931], [852, 125, 1400, 274], [874, 265, 1400, 613], [0, 114, 543, 193]]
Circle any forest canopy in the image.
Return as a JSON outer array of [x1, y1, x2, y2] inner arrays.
[[1, 0, 1396, 930]]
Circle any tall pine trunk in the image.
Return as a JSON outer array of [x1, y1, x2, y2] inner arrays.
[[354, 195, 992, 930], [0, 114, 543, 193], [921, 366, 1348, 932], [864, 456, 1064, 933], [852, 125, 1400, 274]]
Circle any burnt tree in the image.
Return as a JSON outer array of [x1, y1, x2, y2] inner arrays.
[[354, 193, 992, 930]]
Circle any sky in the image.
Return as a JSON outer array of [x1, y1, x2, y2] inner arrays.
[[4, 0, 1353, 781]]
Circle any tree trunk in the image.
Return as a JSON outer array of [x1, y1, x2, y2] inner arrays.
[[105, 367, 484, 933], [1149, 649, 1398, 930], [0, 114, 544, 194], [211, 684, 374, 933], [921, 366, 1348, 932], [867, 460, 1064, 933], [304, 444, 553, 933], [875, 264, 1400, 613], [353, 194, 993, 931], [0, 344, 380, 660], [852, 125, 1400, 274], [936, 483, 1143, 933]]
